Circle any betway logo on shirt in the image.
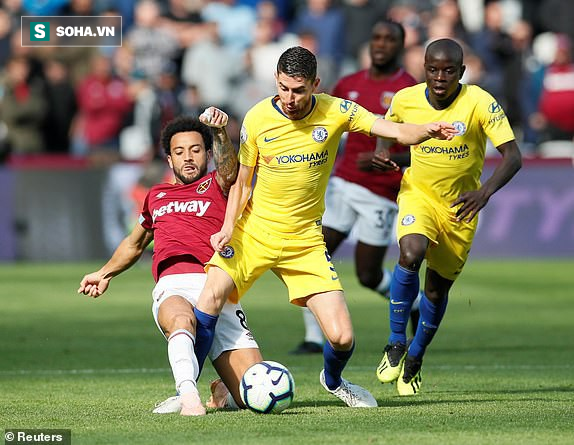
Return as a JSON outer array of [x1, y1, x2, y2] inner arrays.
[[152, 200, 211, 222]]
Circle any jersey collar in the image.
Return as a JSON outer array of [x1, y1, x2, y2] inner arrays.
[[425, 83, 462, 110], [272, 95, 317, 120]]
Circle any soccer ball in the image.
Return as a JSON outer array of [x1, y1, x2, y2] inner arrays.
[[240, 360, 295, 414]]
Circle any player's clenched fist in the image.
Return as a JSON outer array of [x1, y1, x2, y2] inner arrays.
[[199, 106, 228, 128]]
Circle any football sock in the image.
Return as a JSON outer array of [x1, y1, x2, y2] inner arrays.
[[167, 329, 199, 394], [303, 307, 324, 344], [408, 294, 448, 360], [226, 393, 239, 409], [193, 307, 218, 376], [388, 264, 420, 345], [375, 268, 393, 296], [323, 340, 354, 390]]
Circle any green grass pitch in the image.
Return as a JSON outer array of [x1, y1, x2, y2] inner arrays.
[[0, 259, 573, 444]]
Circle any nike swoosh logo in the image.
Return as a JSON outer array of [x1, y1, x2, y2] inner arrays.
[[390, 299, 401, 304], [264, 136, 279, 142], [331, 275, 339, 280]]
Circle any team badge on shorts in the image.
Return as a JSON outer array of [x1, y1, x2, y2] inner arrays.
[[312, 127, 328, 143], [452, 121, 466, 136], [196, 177, 212, 194], [401, 214, 416, 226], [219, 245, 235, 258]]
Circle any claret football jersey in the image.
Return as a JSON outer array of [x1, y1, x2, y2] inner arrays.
[[139, 171, 226, 281]]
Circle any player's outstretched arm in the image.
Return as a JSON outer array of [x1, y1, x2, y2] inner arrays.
[[199, 107, 238, 196], [211, 163, 255, 252], [451, 140, 522, 222], [371, 118, 457, 146], [77, 224, 153, 298]]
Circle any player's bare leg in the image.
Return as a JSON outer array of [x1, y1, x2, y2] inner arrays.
[[307, 291, 377, 407], [210, 348, 263, 409]]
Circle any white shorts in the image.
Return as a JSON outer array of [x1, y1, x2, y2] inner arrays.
[[322, 176, 398, 247], [151, 273, 258, 361]]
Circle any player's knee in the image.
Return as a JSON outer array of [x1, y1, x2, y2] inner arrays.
[[328, 331, 354, 350], [165, 313, 195, 336], [356, 270, 380, 290], [399, 248, 425, 270]]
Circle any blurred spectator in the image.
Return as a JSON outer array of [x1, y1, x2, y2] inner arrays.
[[531, 34, 574, 143], [402, 44, 425, 82], [181, 22, 243, 110], [73, 53, 133, 162], [291, 0, 345, 90], [0, 8, 14, 68], [433, 0, 469, 43], [504, 20, 541, 149], [469, 0, 514, 105], [230, 16, 298, 117], [126, 0, 180, 82], [0, 55, 48, 155], [201, 0, 257, 54], [538, 0, 574, 44], [340, 0, 392, 73], [42, 59, 77, 153]]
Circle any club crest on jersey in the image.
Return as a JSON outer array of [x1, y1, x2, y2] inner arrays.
[[196, 177, 212, 194], [219, 245, 235, 258], [312, 127, 328, 143], [156, 192, 166, 198], [240, 125, 247, 144], [401, 215, 416, 226], [452, 121, 466, 136], [380, 91, 395, 110]]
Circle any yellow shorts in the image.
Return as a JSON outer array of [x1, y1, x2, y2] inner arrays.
[[206, 223, 343, 306], [396, 188, 478, 281]]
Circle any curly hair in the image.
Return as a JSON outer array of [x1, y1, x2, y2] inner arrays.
[[160, 116, 213, 156], [276, 46, 317, 81]]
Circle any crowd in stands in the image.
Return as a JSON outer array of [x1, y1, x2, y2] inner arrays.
[[0, 0, 573, 165]]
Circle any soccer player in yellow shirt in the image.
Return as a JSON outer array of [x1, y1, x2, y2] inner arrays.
[[193, 46, 457, 408], [374, 39, 522, 396]]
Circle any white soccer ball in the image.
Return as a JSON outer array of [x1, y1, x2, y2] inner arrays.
[[240, 360, 295, 414]]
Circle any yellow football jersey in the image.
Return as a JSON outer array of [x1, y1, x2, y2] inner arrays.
[[238, 93, 378, 237], [386, 83, 516, 205]]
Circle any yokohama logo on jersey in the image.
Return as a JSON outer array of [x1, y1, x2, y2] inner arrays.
[[152, 200, 211, 222]]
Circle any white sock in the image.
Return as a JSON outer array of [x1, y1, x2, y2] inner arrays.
[[376, 268, 393, 296], [303, 307, 324, 344], [167, 329, 199, 395]]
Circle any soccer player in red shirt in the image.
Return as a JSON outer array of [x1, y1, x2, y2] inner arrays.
[[291, 20, 422, 354], [78, 110, 262, 416]]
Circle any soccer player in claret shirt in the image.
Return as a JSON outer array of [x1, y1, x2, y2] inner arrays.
[[291, 20, 423, 355], [374, 38, 522, 396], [78, 111, 262, 416], [192, 46, 456, 408]]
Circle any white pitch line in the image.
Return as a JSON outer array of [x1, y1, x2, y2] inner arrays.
[[0, 363, 571, 376]]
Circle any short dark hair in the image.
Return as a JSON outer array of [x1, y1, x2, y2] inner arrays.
[[160, 116, 213, 156], [277, 46, 317, 81], [374, 19, 406, 46]]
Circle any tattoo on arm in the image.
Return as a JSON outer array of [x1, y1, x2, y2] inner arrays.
[[212, 128, 239, 195]]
